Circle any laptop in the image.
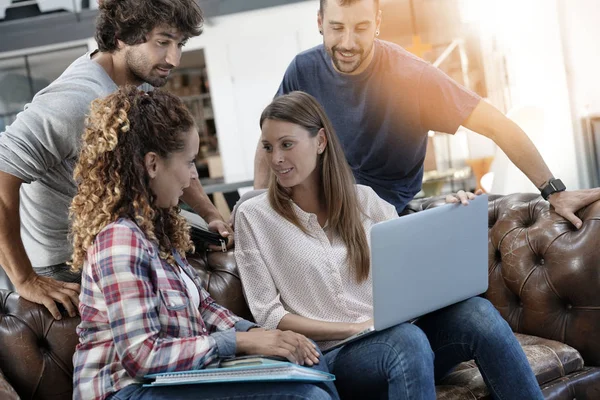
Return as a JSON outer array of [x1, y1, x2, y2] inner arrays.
[[324, 194, 489, 352]]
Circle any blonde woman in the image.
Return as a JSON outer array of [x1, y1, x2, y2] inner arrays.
[[70, 87, 339, 400]]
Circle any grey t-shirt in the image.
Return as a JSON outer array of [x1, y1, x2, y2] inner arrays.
[[0, 52, 118, 268]]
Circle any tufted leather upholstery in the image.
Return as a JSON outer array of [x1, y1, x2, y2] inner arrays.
[[0, 368, 19, 400], [0, 290, 79, 400], [405, 193, 600, 365], [0, 193, 599, 399], [188, 250, 253, 321], [406, 193, 600, 398]]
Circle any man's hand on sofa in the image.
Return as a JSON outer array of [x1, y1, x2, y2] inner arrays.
[[445, 189, 484, 205], [15, 273, 80, 320], [207, 219, 234, 250], [548, 188, 600, 229]]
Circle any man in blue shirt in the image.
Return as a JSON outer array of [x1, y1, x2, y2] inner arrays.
[[254, 0, 600, 225]]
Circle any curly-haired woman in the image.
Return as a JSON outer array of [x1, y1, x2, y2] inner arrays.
[[70, 87, 339, 400]]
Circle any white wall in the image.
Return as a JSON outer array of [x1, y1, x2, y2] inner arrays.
[[559, 0, 600, 187], [467, 0, 581, 193], [560, 0, 600, 115], [504, 0, 577, 190], [183, 1, 321, 183]]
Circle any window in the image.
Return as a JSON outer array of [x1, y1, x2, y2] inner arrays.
[[0, 45, 87, 130]]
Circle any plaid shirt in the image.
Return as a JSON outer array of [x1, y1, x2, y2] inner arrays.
[[73, 219, 253, 400]]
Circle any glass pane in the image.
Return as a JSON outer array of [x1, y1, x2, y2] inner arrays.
[[0, 45, 87, 131], [27, 45, 87, 93], [0, 56, 28, 129]]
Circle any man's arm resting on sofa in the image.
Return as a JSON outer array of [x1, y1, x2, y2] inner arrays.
[[0, 170, 80, 320], [181, 178, 234, 249], [463, 99, 600, 228]]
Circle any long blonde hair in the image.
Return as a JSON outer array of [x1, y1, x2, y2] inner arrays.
[[260, 91, 370, 282], [70, 86, 195, 271]]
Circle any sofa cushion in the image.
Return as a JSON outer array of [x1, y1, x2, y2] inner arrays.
[[540, 367, 600, 399], [516, 333, 584, 384], [438, 367, 600, 400], [0, 291, 79, 400], [437, 333, 584, 399]]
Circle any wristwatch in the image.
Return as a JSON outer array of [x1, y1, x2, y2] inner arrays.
[[540, 178, 566, 200]]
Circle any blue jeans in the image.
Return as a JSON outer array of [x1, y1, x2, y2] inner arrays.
[[324, 297, 544, 400], [110, 356, 340, 400]]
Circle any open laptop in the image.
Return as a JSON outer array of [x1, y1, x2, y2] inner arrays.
[[324, 194, 489, 353]]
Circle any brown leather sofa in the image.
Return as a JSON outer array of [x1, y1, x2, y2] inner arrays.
[[0, 193, 599, 399]]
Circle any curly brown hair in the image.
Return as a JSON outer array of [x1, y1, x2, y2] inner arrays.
[[70, 86, 196, 271], [95, 0, 204, 53]]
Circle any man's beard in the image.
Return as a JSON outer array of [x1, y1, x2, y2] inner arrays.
[[125, 51, 170, 87], [136, 69, 169, 88], [327, 44, 367, 74]]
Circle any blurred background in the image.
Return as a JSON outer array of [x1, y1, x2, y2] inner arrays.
[[1, 0, 599, 218]]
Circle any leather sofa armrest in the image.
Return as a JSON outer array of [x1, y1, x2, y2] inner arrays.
[[0, 290, 79, 400], [485, 193, 600, 367], [407, 193, 600, 366]]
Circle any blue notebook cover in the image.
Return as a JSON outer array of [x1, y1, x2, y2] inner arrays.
[[143, 358, 335, 387]]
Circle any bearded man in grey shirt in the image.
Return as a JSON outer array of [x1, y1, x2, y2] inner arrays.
[[0, 0, 232, 320]]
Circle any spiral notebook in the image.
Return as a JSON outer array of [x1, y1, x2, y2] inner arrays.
[[143, 357, 335, 387]]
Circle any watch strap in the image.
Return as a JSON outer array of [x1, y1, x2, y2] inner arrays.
[[540, 178, 566, 200]]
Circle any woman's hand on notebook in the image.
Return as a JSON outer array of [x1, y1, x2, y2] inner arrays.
[[236, 330, 320, 366]]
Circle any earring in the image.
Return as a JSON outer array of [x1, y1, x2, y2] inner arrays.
[[376, 30, 380, 36], [318, 148, 323, 154], [319, 30, 323, 35]]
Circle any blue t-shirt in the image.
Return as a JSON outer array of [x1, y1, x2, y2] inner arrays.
[[276, 40, 481, 213]]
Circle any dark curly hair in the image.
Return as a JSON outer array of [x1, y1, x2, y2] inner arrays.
[[95, 0, 204, 53], [70, 86, 196, 271]]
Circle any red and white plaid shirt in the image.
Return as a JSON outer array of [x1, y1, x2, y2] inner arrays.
[[73, 219, 251, 400]]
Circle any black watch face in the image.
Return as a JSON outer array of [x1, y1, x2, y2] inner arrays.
[[553, 179, 566, 191], [541, 179, 566, 200]]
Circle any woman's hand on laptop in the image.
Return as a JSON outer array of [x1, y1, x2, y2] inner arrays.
[[446, 189, 484, 205]]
